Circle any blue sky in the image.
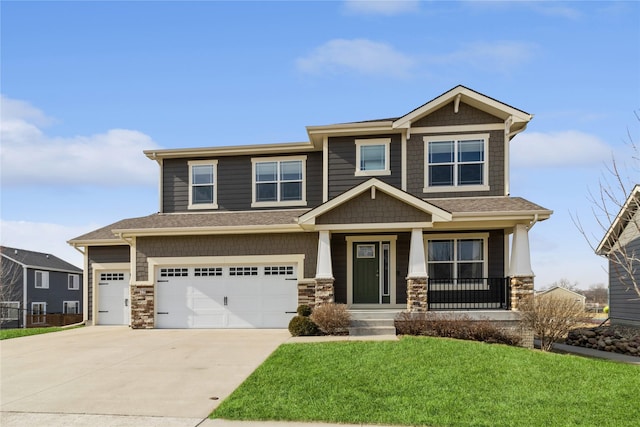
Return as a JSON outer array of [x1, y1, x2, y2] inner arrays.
[[1, 1, 639, 289]]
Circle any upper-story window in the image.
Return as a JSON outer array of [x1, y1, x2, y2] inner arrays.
[[35, 271, 49, 289], [355, 138, 391, 176], [423, 134, 489, 193], [252, 156, 307, 207], [68, 274, 80, 290], [188, 160, 218, 209]]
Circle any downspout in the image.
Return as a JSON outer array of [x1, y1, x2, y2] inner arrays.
[[22, 265, 27, 328], [527, 214, 539, 231]]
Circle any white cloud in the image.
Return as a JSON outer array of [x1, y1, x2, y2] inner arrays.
[[296, 38, 415, 78], [343, 0, 420, 16], [428, 41, 537, 74], [0, 95, 160, 187], [511, 130, 612, 168], [0, 220, 95, 269]]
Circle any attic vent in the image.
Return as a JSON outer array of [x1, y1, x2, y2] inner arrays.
[[14, 250, 18, 254]]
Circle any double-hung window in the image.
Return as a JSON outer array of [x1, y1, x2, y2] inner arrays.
[[252, 156, 306, 207], [188, 160, 218, 209], [68, 274, 80, 290], [426, 234, 487, 283], [424, 134, 489, 192], [35, 271, 49, 289], [355, 138, 391, 176], [63, 301, 80, 314]]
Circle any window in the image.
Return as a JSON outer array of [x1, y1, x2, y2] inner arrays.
[[35, 271, 49, 289], [426, 235, 487, 281], [194, 267, 222, 277], [68, 274, 80, 290], [424, 134, 489, 192], [160, 268, 189, 277], [63, 301, 80, 314], [188, 160, 218, 209], [1, 302, 20, 321], [229, 267, 258, 276], [31, 302, 46, 324], [100, 272, 125, 281], [264, 266, 294, 276], [252, 156, 306, 207], [355, 138, 391, 176]]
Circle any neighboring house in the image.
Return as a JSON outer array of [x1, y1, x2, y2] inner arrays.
[[68, 85, 552, 330], [596, 184, 640, 327], [537, 286, 586, 309], [1, 246, 83, 328]]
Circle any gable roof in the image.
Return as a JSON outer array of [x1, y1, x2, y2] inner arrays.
[[596, 184, 640, 255], [538, 286, 586, 300], [298, 178, 452, 227], [0, 246, 82, 273]]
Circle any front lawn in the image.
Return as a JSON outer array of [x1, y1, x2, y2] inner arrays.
[[0, 325, 82, 340], [212, 336, 639, 427]]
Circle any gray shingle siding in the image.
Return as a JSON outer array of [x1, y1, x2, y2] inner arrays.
[[27, 268, 82, 314], [328, 134, 402, 199]]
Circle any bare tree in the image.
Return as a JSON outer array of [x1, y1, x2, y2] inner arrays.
[[572, 111, 640, 299], [520, 294, 587, 351], [547, 278, 580, 292], [0, 257, 24, 326]]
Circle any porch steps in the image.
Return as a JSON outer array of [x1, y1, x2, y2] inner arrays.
[[348, 310, 398, 336]]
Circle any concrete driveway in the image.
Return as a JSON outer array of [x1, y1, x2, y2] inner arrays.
[[1, 326, 290, 426]]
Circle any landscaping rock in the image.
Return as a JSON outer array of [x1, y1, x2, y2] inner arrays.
[[565, 326, 640, 358]]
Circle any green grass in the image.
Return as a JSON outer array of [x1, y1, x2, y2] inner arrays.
[[0, 325, 82, 340], [212, 336, 639, 427]]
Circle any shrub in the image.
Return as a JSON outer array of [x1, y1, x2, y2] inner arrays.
[[288, 315, 319, 337], [395, 312, 520, 346], [297, 304, 312, 317], [519, 293, 587, 351], [310, 303, 351, 335]]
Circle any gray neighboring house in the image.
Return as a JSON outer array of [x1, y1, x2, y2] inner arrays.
[[597, 185, 640, 327], [1, 246, 83, 328], [69, 85, 552, 330]]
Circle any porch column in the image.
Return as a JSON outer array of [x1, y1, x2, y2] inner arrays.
[[509, 224, 534, 310], [315, 230, 334, 306], [406, 228, 428, 312]]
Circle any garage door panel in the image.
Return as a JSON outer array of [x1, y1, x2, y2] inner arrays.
[[156, 265, 297, 329], [97, 272, 130, 325]]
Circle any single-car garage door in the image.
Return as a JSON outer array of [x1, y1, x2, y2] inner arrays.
[[155, 264, 298, 328], [97, 271, 131, 325]]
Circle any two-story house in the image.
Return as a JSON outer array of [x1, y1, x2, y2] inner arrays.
[[69, 85, 552, 330], [1, 246, 83, 328]]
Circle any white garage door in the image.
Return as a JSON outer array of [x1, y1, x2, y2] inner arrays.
[[97, 271, 131, 325], [155, 265, 298, 328]]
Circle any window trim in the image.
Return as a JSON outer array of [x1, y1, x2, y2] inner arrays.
[[63, 301, 80, 314], [424, 233, 489, 289], [1, 302, 20, 321], [251, 155, 307, 208], [355, 138, 391, 177], [188, 159, 218, 210], [31, 302, 46, 324], [68, 274, 80, 290], [34, 270, 49, 289], [423, 133, 490, 193]]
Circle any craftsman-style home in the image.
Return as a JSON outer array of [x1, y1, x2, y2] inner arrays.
[[69, 86, 552, 329]]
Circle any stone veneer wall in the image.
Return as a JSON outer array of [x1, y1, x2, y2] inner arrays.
[[298, 280, 316, 307], [131, 284, 154, 329], [407, 277, 427, 312], [510, 276, 534, 310], [315, 278, 335, 306]]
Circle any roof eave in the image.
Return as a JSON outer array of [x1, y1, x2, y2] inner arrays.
[[144, 141, 317, 161], [112, 224, 304, 238]]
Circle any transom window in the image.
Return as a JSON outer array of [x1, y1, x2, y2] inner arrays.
[[68, 274, 80, 290], [424, 134, 489, 192], [188, 160, 218, 209], [35, 271, 49, 289], [355, 138, 391, 176], [252, 156, 306, 207], [426, 236, 487, 281]]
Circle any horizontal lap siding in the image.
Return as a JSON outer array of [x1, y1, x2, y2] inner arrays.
[[87, 245, 130, 322], [328, 134, 402, 199], [27, 269, 83, 314], [135, 233, 318, 282], [163, 152, 322, 213], [609, 235, 640, 326]]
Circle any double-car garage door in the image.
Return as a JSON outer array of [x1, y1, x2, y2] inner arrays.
[[155, 264, 298, 328]]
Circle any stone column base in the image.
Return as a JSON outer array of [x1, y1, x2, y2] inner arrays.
[[297, 279, 316, 308], [510, 276, 534, 311], [131, 283, 154, 329], [315, 277, 335, 306], [406, 276, 428, 312]]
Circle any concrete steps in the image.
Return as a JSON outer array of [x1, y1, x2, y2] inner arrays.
[[348, 310, 398, 336]]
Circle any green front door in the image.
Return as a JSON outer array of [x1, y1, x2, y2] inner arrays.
[[353, 242, 379, 304]]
